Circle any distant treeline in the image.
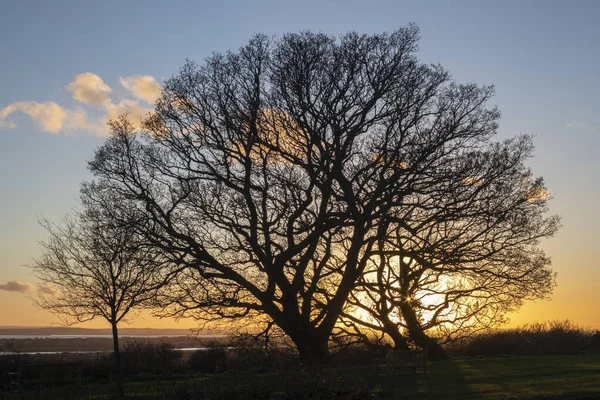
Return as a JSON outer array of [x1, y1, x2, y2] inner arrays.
[[448, 320, 600, 357], [0, 327, 194, 337]]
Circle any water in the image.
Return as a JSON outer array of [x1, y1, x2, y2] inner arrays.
[[0, 347, 217, 355], [0, 334, 228, 355], [0, 334, 225, 339]]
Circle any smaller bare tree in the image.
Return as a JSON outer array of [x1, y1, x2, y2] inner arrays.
[[31, 211, 167, 397]]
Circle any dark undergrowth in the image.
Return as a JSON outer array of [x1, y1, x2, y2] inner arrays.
[[2, 355, 600, 399], [449, 320, 600, 357], [2, 321, 600, 399]]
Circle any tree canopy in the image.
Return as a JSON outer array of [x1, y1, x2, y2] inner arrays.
[[82, 25, 559, 362], [31, 207, 168, 394]]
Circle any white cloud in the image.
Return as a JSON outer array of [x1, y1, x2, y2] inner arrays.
[[525, 187, 550, 203], [0, 280, 34, 293], [0, 72, 159, 137], [104, 98, 153, 129], [565, 121, 586, 129], [565, 121, 600, 131], [119, 75, 162, 104], [36, 284, 56, 296], [0, 119, 16, 129], [67, 72, 112, 107], [0, 101, 90, 134], [463, 176, 485, 186]]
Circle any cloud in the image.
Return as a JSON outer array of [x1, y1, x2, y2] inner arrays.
[[525, 187, 550, 203], [565, 121, 587, 129], [0, 101, 90, 134], [120, 75, 162, 104], [0, 280, 34, 293], [67, 72, 112, 107], [565, 121, 600, 131], [0, 119, 16, 129], [0, 72, 159, 136], [463, 176, 485, 186], [36, 284, 56, 296], [104, 98, 153, 127]]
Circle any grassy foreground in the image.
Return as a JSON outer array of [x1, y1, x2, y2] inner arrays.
[[3, 354, 600, 400]]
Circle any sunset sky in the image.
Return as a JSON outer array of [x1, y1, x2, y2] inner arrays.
[[1, 0, 598, 329]]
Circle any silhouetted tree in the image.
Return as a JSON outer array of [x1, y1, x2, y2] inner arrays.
[[31, 211, 167, 396], [339, 136, 559, 359], [83, 25, 556, 362]]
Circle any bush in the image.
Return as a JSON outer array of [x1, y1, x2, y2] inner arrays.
[[188, 347, 228, 374], [225, 334, 296, 371], [0, 351, 114, 389], [79, 352, 112, 382], [121, 340, 184, 376], [450, 320, 600, 357], [329, 335, 389, 366]]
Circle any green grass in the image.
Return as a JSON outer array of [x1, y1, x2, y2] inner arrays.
[[419, 355, 600, 399], [4, 354, 600, 399]]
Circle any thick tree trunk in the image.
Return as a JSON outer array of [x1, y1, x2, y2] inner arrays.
[[376, 306, 409, 350], [274, 312, 330, 364], [385, 327, 410, 351], [399, 301, 448, 360], [291, 332, 330, 364], [111, 320, 124, 398]]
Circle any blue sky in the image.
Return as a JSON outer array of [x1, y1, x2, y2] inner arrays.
[[1, 0, 598, 328]]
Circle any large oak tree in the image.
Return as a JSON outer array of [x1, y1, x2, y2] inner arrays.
[[84, 25, 557, 362]]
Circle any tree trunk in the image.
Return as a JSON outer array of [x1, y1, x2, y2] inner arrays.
[[111, 320, 124, 398], [399, 301, 448, 360], [386, 327, 410, 351], [376, 305, 409, 350], [292, 332, 330, 364], [276, 314, 330, 364]]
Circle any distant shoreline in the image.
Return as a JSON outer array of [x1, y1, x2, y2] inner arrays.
[[0, 326, 201, 336], [0, 334, 225, 339], [0, 347, 220, 355], [0, 333, 229, 353]]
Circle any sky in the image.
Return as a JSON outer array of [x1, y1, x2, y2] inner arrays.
[[1, 0, 598, 330]]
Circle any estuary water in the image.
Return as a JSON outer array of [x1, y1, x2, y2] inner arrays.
[[0, 347, 216, 355], [0, 334, 227, 355], [0, 335, 225, 339]]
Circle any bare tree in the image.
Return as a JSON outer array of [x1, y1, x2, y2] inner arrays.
[[31, 211, 167, 395], [83, 25, 556, 362], [339, 135, 559, 359]]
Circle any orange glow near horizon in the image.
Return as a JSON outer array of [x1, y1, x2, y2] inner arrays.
[[2, 257, 598, 332]]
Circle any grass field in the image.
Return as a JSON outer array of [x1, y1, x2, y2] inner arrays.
[[3, 354, 600, 399]]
